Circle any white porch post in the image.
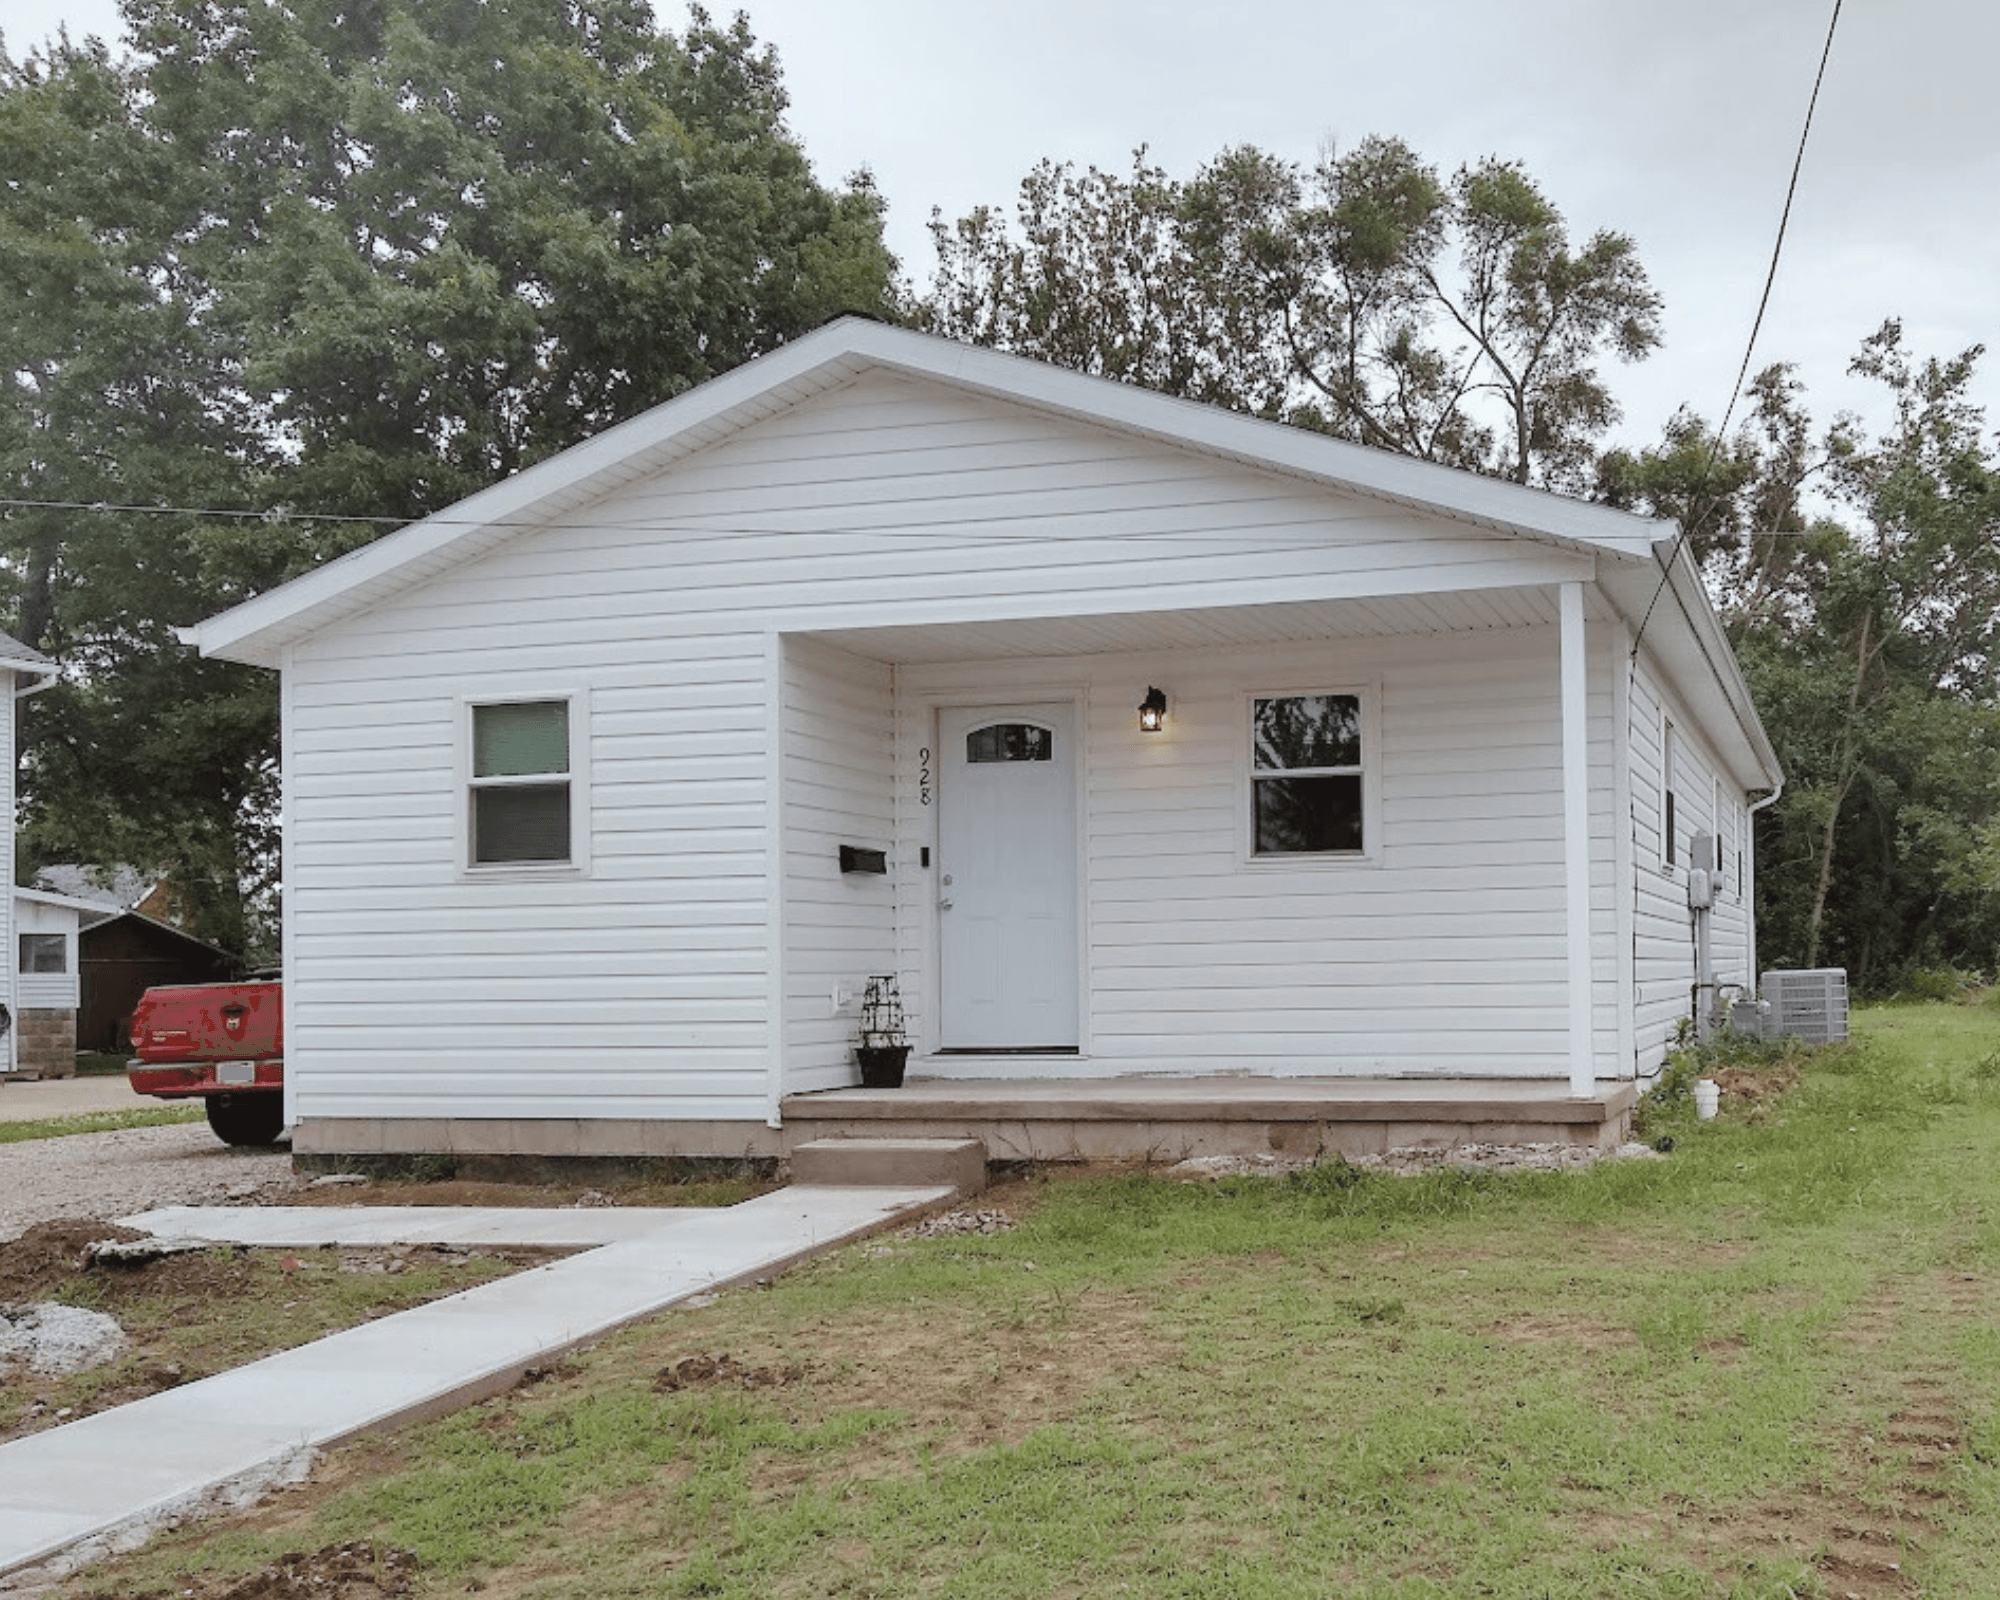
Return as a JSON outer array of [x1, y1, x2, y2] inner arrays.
[[1560, 581, 1594, 1096]]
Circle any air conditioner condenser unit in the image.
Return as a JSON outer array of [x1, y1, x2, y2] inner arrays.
[[1760, 968, 1849, 1044]]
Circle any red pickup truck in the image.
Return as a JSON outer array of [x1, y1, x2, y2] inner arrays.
[[127, 980, 285, 1146]]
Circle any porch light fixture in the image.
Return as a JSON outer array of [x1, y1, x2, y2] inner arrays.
[[1138, 686, 1168, 733]]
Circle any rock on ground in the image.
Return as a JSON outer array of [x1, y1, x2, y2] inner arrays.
[[0, 1305, 123, 1376]]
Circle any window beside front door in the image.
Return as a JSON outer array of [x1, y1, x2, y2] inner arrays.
[[1249, 692, 1367, 856]]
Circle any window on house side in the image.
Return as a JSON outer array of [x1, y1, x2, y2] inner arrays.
[[1663, 721, 1679, 869], [19, 934, 65, 974], [470, 700, 572, 865], [1251, 693, 1364, 855]]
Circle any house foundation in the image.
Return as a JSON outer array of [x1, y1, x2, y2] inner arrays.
[[780, 1077, 1640, 1163], [10, 1009, 76, 1080]]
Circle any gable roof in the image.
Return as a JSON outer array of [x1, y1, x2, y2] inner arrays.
[[184, 318, 1778, 789], [75, 906, 235, 960], [188, 318, 1676, 668]]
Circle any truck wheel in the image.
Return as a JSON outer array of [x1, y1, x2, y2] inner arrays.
[[205, 1093, 285, 1147]]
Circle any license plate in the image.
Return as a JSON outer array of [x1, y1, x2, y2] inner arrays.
[[216, 1061, 255, 1087]]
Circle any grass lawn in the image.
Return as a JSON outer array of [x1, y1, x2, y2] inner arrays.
[[0, 1105, 202, 1143], [54, 999, 2000, 1599]]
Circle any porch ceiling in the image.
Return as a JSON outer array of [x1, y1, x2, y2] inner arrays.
[[801, 585, 1605, 665]]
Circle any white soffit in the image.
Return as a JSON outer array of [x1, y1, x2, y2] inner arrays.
[[799, 585, 1601, 664]]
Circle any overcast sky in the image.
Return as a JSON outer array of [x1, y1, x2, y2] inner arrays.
[[8, 0, 1995, 459]]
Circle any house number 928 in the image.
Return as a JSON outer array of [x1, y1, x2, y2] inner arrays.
[[918, 747, 932, 806]]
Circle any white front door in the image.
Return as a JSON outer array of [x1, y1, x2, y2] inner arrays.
[[937, 703, 1079, 1050]]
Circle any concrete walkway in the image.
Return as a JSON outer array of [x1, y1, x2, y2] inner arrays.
[[0, 1184, 955, 1580]]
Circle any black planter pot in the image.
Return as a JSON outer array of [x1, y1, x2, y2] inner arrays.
[[856, 1045, 910, 1088]]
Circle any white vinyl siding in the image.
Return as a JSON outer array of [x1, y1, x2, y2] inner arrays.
[[780, 637, 896, 1093], [275, 369, 1702, 1127], [13, 898, 79, 1011], [895, 625, 1617, 1078], [1628, 658, 1750, 1079]]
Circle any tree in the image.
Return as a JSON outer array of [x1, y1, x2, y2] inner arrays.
[[1605, 326, 2000, 987], [924, 138, 1662, 492], [0, 1, 897, 952]]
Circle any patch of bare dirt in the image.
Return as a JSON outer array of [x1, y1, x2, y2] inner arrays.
[[0, 1216, 256, 1304], [193, 1541, 417, 1599], [1581, 1268, 1989, 1598], [1710, 1059, 1805, 1118], [1481, 1314, 1639, 1353], [651, 1353, 807, 1393]]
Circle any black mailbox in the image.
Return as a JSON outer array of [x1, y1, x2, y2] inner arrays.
[[839, 845, 888, 875]]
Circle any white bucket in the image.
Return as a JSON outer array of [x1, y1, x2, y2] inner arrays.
[[1693, 1078, 1720, 1121]]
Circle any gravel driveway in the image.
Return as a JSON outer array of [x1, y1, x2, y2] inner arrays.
[[0, 1125, 306, 1241]]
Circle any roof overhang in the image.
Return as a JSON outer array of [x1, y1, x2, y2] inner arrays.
[[177, 318, 1775, 791], [1598, 539, 1782, 794]]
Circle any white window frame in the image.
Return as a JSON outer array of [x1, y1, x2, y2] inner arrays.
[[456, 689, 591, 879], [1661, 716, 1680, 873], [1240, 684, 1381, 866]]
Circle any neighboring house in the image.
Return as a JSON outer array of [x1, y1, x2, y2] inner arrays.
[[33, 867, 243, 1054], [12, 888, 102, 1076], [0, 632, 68, 1078], [76, 910, 239, 1054], [186, 319, 1782, 1161]]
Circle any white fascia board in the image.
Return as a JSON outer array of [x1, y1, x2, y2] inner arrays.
[[189, 318, 1678, 667], [13, 887, 109, 914], [1601, 538, 1783, 794]]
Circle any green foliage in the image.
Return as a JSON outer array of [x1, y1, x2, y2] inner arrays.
[[1607, 322, 2000, 991], [925, 137, 1661, 492], [0, 3, 895, 950]]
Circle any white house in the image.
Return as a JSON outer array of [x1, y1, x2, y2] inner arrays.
[[187, 319, 1781, 1161]]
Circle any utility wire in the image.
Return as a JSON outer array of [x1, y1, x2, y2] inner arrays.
[[0, 494, 1862, 543], [1630, 0, 1843, 658]]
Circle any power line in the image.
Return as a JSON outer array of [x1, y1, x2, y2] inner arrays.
[[0, 492, 1858, 544], [1631, 0, 1844, 658], [0, 497, 397, 526]]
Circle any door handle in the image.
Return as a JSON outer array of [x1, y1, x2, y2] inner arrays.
[[938, 897, 954, 911]]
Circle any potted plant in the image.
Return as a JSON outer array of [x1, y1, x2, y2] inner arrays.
[[855, 975, 911, 1088]]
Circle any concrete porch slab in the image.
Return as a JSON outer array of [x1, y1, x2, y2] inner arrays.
[[781, 1076, 1639, 1162]]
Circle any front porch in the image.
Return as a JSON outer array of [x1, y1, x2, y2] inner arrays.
[[780, 1075, 1640, 1163]]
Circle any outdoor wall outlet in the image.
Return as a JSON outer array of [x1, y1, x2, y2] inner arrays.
[[831, 983, 855, 1014]]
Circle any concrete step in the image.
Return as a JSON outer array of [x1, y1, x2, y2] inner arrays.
[[789, 1137, 987, 1192]]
